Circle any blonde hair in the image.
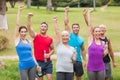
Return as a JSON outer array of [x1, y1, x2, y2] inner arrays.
[[61, 30, 69, 36], [99, 24, 106, 29]]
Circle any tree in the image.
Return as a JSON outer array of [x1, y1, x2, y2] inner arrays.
[[46, 0, 52, 11], [26, 0, 31, 8], [0, 0, 8, 30]]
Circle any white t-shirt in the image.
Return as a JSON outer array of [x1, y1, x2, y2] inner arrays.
[[56, 43, 75, 72]]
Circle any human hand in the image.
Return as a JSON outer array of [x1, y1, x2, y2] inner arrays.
[[88, 8, 94, 13], [65, 6, 69, 12], [53, 16, 58, 22], [83, 8, 87, 16], [83, 61, 87, 69], [18, 5, 24, 11], [37, 65, 41, 72], [28, 13, 33, 18], [113, 62, 117, 68]]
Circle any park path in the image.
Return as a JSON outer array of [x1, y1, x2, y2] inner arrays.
[[0, 52, 120, 60]]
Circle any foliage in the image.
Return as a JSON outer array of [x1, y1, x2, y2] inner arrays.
[[0, 60, 19, 80], [0, 35, 9, 51], [0, 57, 120, 80]]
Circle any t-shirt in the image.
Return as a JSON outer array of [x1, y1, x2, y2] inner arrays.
[[68, 32, 84, 62], [56, 43, 75, 72], [33, 34, 53, 61]]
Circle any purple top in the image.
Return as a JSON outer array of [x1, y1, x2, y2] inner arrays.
[[87, 39, 105, 71]]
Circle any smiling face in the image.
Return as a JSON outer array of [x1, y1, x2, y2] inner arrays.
[[99, 24, 106, 36], [19, 26, 27, 40], [61, 31, 69, 44], [72, 24, 80, 35], [40, 22, 48, 35], [93, 27, 101, 39]]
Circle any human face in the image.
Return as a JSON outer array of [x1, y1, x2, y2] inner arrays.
[[93, 27, 101, 39], [40, 23, 48, 35], [72, 24, 80, 35], [19, 28, 27, 39], [61, 33, 69, 44], [100, 27, 106, 36]]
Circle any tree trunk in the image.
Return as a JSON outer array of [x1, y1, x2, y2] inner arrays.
[[46, 0, 52, 11], [0, 0, 8, 30], [9, 1, 16, 8], [27, 0, 31, 8]]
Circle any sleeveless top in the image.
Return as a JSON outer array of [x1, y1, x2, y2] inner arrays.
[[33, 34, 53, 61], [100, 37, 110, 63], [87, 39, 105, 71], [16, 39, 36, 70]]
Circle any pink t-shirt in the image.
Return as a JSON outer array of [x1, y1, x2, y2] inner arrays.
[[33, 34, 53, 61]]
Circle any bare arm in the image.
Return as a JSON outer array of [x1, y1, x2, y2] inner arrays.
[[53, 16, 60, 45], [64, 7, 71, 33], [108, 38, 117, 68], [81, 44, 87, 67], [27, 13, 36, 38], [44, 42, 54, 59], [15, 6, 23, 39], [83, 8, 94, 45]]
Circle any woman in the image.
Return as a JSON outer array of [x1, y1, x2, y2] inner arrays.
[[15, 6, 36, 80], [83, 9, 105, 80], [53, 16, 76, 80]]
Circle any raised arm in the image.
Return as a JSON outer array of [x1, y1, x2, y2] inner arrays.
[[64, 7, 71, 33], [83, 8, 93, 35], [53, 16, 60, 45], [83, 8, 94, 45], [27, 13, 36, 38], [108, 38, 117, 68], [15, 6, 23, 39]]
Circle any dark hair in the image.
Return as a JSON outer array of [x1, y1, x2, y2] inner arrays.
[[19, 26, 27, 32], [72, 23, 80, 28], [41, 22, 48, 27]]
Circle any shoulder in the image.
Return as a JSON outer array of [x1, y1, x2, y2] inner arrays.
[[79, 36, 84, 40], [15, 37, 20, 46], [56, 43, 63, 48], [47, 36, 53, 42], [105, 36, 110, 43], [78, 36, 84, 43]]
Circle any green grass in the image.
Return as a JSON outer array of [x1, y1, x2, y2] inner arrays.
[[0, 57, 120, 80], [0, 3, 120, 79], [0, 5, 120, 55]]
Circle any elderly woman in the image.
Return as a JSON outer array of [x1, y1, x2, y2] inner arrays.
[[53, 16, 77, 80]]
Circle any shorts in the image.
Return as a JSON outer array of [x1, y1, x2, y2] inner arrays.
[[74, 61, 84, 76], [105, 62, 112, 78], [36, 60, 53, 78]]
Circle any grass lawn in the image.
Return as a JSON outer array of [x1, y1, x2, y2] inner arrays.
[[0, 3, 120, 80], [0, 4, 120, 55], [0, 57, 120, 80]]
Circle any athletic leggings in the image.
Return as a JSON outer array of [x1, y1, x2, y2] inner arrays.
[[87, 70, 105, 80], [19, 66, 36, 80], [56, 72, 73, 80]]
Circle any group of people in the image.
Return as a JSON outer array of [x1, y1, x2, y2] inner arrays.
[[14, 5, 116, 80]]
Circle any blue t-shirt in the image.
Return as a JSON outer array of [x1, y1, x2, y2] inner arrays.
[[16, 39, 36, 70], [68, 33, 84, 62]]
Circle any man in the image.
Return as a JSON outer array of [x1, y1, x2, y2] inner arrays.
[[99, 24, 117, 80], [27, 13, 54, 80], [64, 7, 86, 80]]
